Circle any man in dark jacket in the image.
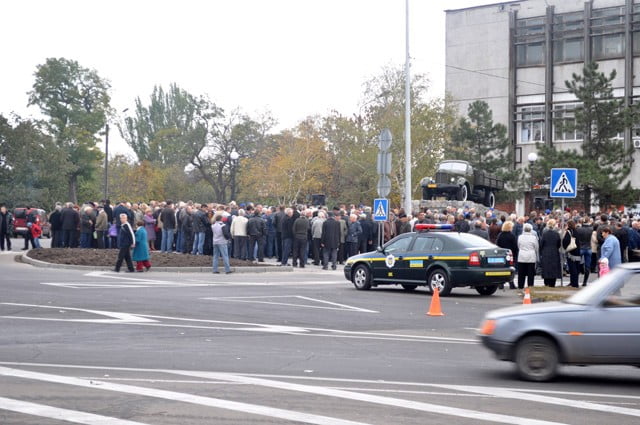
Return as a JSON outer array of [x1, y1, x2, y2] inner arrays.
[[273, 206, 285, 262], [321, 212, 341, 270], [191, 204, 209, 255], [160, 201, 176, 253], [358, 214, 374, 254], [49, 205, 62, 248], [113, 213, 135, 272], [0, 205, 13, 251], [247, 208, 266, 262], [60, 203, 80, 248], [280, 208, 296, 266], [292, 210, 310, 267]]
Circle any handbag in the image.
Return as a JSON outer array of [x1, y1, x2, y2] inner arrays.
[[560, 231, 577, 253]]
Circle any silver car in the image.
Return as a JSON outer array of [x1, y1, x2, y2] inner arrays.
[[479, 263, 640, 381]]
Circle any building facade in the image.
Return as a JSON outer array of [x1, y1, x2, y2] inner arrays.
[[445, 0, 640, 213]]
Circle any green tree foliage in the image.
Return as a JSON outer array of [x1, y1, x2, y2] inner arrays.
[[450, 100, 517, 177], [28, 58, 111, 203], [359, 66, 457, 206], [535, 63, 638, 209], [120, 84, 223, 165], [0, 114, 68, 208]]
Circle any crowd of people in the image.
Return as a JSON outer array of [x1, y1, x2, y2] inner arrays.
[[2, 199, 640, 283]]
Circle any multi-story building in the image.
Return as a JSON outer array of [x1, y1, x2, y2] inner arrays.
[[445, 0, 640, 213]]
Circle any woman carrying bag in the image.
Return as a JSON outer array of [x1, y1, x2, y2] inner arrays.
[[562, 220, 581, 288]]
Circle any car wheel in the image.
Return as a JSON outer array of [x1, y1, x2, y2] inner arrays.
[[401, 284, 417, 291], [515, 336, 559, 382], [475, 285, 498, 296], [484, 190, 496, 208], [427, 268, 452, 296], [457, 184, 468, 202], [352, 264, 372, 290]]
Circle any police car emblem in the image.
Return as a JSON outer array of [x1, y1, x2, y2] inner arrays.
[[385, 254, 396, 268]]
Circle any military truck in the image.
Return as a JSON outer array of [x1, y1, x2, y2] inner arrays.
[[420, 160, 504, 208]]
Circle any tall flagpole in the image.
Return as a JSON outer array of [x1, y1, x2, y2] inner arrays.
[[404, 0, 412, 216]]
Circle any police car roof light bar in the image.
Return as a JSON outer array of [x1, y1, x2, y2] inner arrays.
[[414, 223, 453, 231]]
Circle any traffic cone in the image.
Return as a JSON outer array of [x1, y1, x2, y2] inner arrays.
[[427, 287, 444, 316], [523, 288, 532, 305]]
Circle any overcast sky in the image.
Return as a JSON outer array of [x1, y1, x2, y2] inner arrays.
[[1, 0, 489, 155]]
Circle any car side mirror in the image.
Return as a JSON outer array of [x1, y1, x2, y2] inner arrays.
[[376, 246, 384, 253]]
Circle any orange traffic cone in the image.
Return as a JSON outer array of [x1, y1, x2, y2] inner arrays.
[[523, 288, 532, 305], [427, 287, 444, 316]]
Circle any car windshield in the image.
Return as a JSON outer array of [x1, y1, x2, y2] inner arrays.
[[438, 162, 467, 173], [447, 233, 496, 248], [564, 268, 631, 305]]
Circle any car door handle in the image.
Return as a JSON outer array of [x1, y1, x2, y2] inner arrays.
[[398, 256, 403, 260]]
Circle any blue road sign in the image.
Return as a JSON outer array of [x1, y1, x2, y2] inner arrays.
[[550, 168, 578, 198], [373, 198, 389, 222]]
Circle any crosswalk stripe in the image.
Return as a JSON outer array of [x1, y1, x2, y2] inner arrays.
[[0, 367, 368, 425], [0, 396, 148, 425]]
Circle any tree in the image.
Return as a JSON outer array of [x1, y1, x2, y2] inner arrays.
[[28, 58, 111, 203], [536, 62, 638, 209], [0, 114, 69, 208], [120, 84, 222, 165], [240, 117, 332, 205], [359, 66, 457, 207], [450, 101, 516, 174]]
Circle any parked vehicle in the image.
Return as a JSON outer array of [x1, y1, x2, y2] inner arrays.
[[479, 263, 640, 381], [420, 160, 504, 208], [13, 208, 50, 238], [344, 224, 514, 296]]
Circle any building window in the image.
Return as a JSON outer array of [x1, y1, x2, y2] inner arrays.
[[553, 103, 584, 142], [516, 17, 546, 66], [516, 105, 545, 144], [591, 6, 625, 60], [632, 4, 640, 55], [553, 12, 584, 63]]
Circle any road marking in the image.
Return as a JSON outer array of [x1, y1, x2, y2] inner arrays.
[[431, 384, 640, 418], [0, 396, 149, 425], [0, 303, 475, 343], [0, 303, 156, 324], [201, 295, 378, 313], [170, 370, 565, 425], [0, 367, 369, 425]]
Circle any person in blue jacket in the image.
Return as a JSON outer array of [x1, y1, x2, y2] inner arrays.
[[600, 226, 621, 270], [133, 219, 151, 272]]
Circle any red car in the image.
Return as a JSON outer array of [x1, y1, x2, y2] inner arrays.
[[13, 208, 50, 238]]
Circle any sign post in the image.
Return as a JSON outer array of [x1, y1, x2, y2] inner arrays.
[[550, 168, 578, 287]]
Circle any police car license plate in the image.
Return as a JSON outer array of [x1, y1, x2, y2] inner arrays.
[[427, 184, 437, 188], [487, 257, 505, 264]]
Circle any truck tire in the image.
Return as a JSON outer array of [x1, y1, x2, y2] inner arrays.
[[484, 190, 496, 208], [457, 184, 468, 202]]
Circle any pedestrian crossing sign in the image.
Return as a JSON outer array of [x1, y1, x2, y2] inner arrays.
[[373, 198, 389, 222], [550, 168, 578, 198]]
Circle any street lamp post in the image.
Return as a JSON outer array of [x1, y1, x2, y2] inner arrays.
[[527, 152, 538, 213], [230, 149, 239, 203], [104, 123, 109, 202]]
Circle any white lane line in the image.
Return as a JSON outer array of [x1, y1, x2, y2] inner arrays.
[[0, 367, 369, 425], [171, 371, 565, 425], [202, 295, 378, 313], [0, 303, 475, 343], [431, 384, 640, 418], [0, 303, 156, 324], [0, 396, 148, 425], [4, 361, 639, 402]]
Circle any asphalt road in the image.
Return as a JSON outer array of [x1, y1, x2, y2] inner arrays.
[[1, 241, 640, 424]]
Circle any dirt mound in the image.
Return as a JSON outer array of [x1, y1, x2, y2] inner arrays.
[[27, 248, 268, 268]]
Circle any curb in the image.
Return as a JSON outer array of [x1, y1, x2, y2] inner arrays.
[[20, 252, 293, 274]]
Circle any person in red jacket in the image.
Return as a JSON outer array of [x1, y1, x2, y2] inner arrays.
[[30, 218, 42, 249]]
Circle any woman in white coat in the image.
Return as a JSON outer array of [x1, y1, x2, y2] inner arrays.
[[517, 223, 539, 289]]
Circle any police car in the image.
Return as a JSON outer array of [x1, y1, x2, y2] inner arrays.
[[343, 224, 514, 296]]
